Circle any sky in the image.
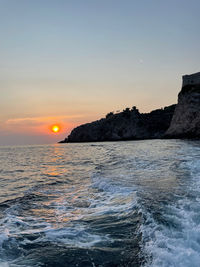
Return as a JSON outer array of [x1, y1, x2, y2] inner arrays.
[[1, 0, 200, 145]]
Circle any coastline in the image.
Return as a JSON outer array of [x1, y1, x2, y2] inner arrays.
[[60, 72, 200, 143]]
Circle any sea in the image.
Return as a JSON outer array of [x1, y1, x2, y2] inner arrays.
[[0, 140, 200, 267]]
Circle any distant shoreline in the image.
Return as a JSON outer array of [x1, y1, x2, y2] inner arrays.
[[60, 73, 200, 143]]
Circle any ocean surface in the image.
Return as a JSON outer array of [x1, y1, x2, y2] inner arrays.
[[0, 140, 200, 267]]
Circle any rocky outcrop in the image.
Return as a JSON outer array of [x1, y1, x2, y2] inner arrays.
[[60, 105, 176, 143], [166, 82, 200, 138], [60, 72, 200, 143]]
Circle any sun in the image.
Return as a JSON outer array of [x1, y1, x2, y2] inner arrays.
[[51, 125, 60, 133]]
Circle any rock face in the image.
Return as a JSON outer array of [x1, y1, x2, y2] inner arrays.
[[60, 105, 176, 143], [60, 72, 200, 143], [166, 72, 200, 138]]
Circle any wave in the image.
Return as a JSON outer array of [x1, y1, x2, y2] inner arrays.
[[1, 141, 200, 266], [140, 154, 200, 267]]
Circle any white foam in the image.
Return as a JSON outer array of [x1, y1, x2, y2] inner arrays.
[[141, 154, 200, 267], [45, 226, 109, 248], [89, 173, 138, 218], [41, 174, 138, 249]]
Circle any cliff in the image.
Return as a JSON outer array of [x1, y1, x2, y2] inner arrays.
[[60, 105, 176, 143], [60, 72, 200, 143], [166, 82, 200, 138]]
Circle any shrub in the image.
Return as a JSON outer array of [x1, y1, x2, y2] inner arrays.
[[106, 112, 114, 119]]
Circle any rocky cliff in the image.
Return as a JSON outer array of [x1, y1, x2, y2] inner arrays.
[[60, 72, 200, 143], [60, 105, 176, 143], [166, 83, 200, 138]]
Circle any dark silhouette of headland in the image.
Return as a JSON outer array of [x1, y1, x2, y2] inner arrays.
[[60, 72, 200, 143]]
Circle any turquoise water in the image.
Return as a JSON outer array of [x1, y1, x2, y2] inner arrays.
[[0, 140, 200, 266]]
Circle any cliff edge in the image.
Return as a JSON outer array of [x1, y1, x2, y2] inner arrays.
[[60, 72, 200, 143], [166, 72, 200, 138], [60, 105, 176, 143]]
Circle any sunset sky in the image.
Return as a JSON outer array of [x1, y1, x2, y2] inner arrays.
[[1, 0, 200, 145]]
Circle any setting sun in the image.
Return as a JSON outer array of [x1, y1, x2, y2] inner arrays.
[[51, 125, 60, 133]]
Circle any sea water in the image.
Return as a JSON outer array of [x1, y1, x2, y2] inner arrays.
[[0, 140, 200, 266]]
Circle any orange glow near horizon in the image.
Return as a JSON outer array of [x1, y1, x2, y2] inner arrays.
[[51, 125, 60, 133], [3, 115, 88, 141]]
